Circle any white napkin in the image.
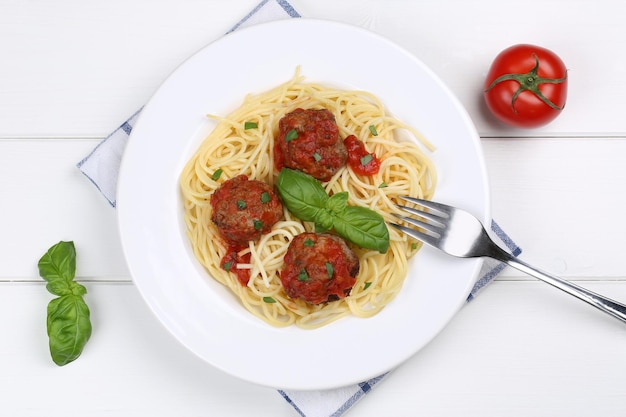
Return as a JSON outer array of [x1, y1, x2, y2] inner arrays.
[[77, 1, 521, 416]]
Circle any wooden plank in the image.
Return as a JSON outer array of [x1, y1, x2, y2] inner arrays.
[[4, 137, 626, 280], [0, 138, 129, 280], [483, 137, 626, 278], [0, 282, 290, 417], [2, 280, 626, 416], [359, 279, 626, 416], [0, 0, 625, 137]]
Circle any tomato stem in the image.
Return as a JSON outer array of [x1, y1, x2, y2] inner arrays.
[[484, 54, 567, 112]]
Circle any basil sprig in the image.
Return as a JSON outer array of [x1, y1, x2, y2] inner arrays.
[[38, 241, 92, 366], [276, 169, 389, 253]]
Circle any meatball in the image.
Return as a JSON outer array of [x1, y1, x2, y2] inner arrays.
[[281, 233, 360, 305], [210, 175, 283, 246], [275, 108, 348, 181]]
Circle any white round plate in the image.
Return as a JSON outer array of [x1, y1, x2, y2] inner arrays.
[[117, 18, 489, 390]]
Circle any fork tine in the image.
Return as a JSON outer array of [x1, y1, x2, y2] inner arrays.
[[392, 212, 442, 236], [399, 196, 452, 216], [396, 204, 446, 226], [389, 222, 440, 248]]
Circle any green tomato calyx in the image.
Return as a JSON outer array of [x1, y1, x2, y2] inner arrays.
[[484, 54, 567, 113]]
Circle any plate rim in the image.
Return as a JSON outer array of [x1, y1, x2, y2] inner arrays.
[[117, 18, 490, 390]]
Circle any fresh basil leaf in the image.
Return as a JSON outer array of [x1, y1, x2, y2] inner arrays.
[[276, 169, 389, 253], [369, 125, 379, 136], [276, 169, 328, 222], [244, 121, 258, 130], [333, 205, 390, 253], [314, 223, 330, 233], [38, 241, 92, 366], [45, 280, 73, 297], [316, 210, 334, 231], [326, 192, 349, 215], [38, 241, 76, 295], [263, 296, 276, 303], [69, 281, 87, 296], [46, 294, 92, 366]]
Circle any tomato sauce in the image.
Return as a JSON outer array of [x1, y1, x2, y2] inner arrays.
[[344, 135, 380, 176], [220, 244, 251, 286]]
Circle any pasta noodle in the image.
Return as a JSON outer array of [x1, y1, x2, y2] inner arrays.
[[180, 68, 436, 329]]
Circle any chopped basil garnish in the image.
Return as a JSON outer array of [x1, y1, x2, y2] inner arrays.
[[223, 261, 233, 272], [369, 125, 378, 136], [253, 219, 263, 230], [378, 182, 388, 188], [313, 152, 322, 161], [211, 168, 223, 181], [298, 268, 309, 282], [261, 192, 271, 203], [325, 262, 334, 279], [237, 200, 247, 209], [411, 243, 418, 250], [360, 154, 373, 166], [303, 238, 314, 247], [244, 121, 258, 130], [263, 296, 277, 303], [364, 282, 372, 290], [285, 129, 299, 142]]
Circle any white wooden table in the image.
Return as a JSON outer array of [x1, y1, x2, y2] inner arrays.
[[3, 1, 626, 415]]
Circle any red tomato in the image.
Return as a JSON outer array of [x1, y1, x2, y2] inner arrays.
[[484, 44, 568, 128]]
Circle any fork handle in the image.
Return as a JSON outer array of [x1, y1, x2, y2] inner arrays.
[[491, 246, 626, 324]]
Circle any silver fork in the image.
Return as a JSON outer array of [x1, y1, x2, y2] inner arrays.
[[390, 196, 626, 324]]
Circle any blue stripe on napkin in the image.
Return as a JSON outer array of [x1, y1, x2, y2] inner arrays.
[[467, 220, 522, 302], [229, 0, 300, 33]]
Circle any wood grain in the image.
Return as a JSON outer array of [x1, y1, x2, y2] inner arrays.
[[2, 0, 626, 416]]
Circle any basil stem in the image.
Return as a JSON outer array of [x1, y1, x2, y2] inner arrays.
[[38, 241, 92, 366]]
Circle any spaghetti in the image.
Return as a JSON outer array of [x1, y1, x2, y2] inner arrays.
[[180, 69, 437, 329]]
